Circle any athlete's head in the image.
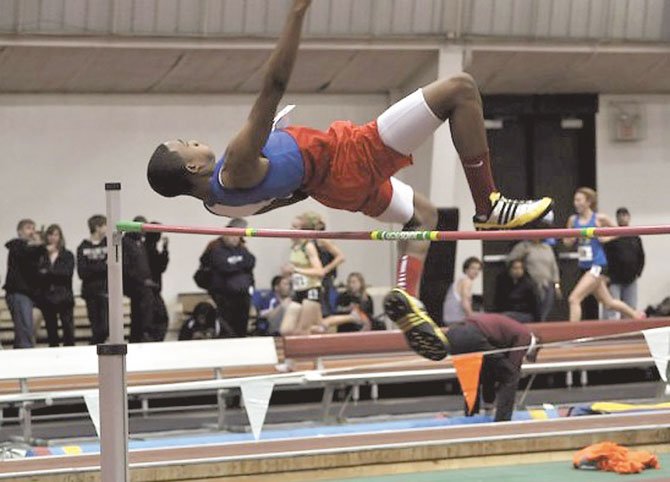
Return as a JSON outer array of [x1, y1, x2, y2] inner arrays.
[[574, 187, 597, 214], [147, 140, 216, 199]]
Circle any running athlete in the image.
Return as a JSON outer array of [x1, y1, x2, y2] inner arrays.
[[147, 0, 554, 361], [564, 187, 644, 322]]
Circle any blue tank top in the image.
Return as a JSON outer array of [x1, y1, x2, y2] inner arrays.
[[573, 212, 607, 269], [205, 129, 304, 216]]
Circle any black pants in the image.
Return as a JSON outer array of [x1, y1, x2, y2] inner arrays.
[[84, 292, 109, 345], [447, 322, 520, 422], [127, 286, 155, 343], [148, 291, 168, 342], [212, 292, 251, 338], [41, 302, 75, 347]]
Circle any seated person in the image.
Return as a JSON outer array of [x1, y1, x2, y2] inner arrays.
[[443, 257, 482, 324], [493, 259, 539, 323], [259, 275, 293, 335], [179, 302, 222, 340], [318, 272, 374, 332]]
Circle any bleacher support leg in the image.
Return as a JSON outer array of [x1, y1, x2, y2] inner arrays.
[[99, 183, 129, 482], [321, 385, 335, 422], [580, 370, 589, 386]]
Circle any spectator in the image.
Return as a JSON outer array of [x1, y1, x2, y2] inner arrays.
[[259, 275, 292, 335], [493, 259, 539, 323], [310, 213, 345, 316], [603, 207, 645, 320], [320, 272, 374, 332], [178, 302, 222, 340], [77, 215, 108, 344], [142, 219, 169, 341], [145, 224, 169, 288], [207, 218, 256, 338], [508, 239, 560, 321], [122, 226, 155, 342], [443, 257, 482, 324], [280, 214, 324, 335], [36, 224, 75, 347], [3, 219, 43, 348]]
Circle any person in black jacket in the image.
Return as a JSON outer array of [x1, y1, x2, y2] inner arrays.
[[77, 215, 108, 344], [3, 219, 43, 348], [122, 230, 155, 343], [603, 207, 645, 320], [140, 218, 169, 341], [205, 218, 255, 338], [493, 259, 540, 323], [36, 225, 75, 347]]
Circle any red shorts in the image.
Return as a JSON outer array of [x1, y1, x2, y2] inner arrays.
[[284, 121, 413, 217]]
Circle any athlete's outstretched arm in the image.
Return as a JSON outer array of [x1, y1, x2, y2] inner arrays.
[[223, 0, 311, 188]]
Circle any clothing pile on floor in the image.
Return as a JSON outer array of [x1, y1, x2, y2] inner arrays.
[[573, 442, 660, 474]]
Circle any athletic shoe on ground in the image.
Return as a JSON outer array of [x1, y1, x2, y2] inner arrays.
[[383, 288, 449, 361], [474, 192, 554, 230]]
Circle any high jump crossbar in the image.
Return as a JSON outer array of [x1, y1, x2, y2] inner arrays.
[[117, 221, 670, 241]]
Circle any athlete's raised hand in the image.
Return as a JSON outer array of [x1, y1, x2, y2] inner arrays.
[[222, 0, 310, 189], [293, 0, 312, 12]]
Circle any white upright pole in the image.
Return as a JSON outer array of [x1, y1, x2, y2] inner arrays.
[[99, 182, 129, 481]]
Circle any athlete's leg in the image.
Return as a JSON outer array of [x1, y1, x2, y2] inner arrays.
[[568, 273, 599, 322], [377, 182, 449, 361], [279, 301, 302, 335], [376, 73, 553, 229], [296, 299, 322, 334], [396, 192, 438, 296], [594, 282, 644, 319], [421, 74, 494, 215]]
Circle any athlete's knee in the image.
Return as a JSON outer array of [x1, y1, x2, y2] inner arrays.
[[411, 193, 438, 230], [568, 294, 581, 305], [447, 72, 479, 101]]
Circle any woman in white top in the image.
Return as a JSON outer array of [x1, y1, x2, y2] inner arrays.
[[443, 257, 482, 324]]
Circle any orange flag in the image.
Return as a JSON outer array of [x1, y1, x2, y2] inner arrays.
[[452, 353, 484, 414]]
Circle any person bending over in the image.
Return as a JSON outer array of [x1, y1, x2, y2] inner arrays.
[[446, 313, 539, 422], [146, 0, 553, 361]]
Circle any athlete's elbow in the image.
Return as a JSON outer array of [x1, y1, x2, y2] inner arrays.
[[265, 74, 289, 94]]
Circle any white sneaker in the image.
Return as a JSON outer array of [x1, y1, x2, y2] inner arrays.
[[474, 192, 554, 230]]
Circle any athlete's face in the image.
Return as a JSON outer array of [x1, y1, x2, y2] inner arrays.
[[573, 192, 590, 214], [164, 139, 216, 176], [291, 217, 306, 244], [347, 275, 362, 294]]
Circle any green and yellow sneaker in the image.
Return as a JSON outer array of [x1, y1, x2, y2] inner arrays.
[[383, 288, 448, 361], [474, 192, 554, 230]]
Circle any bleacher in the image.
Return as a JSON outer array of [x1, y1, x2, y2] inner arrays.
[[0, 297, 131, 348]]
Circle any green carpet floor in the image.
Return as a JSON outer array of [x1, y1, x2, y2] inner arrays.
[[323, 453, 670, 482]]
